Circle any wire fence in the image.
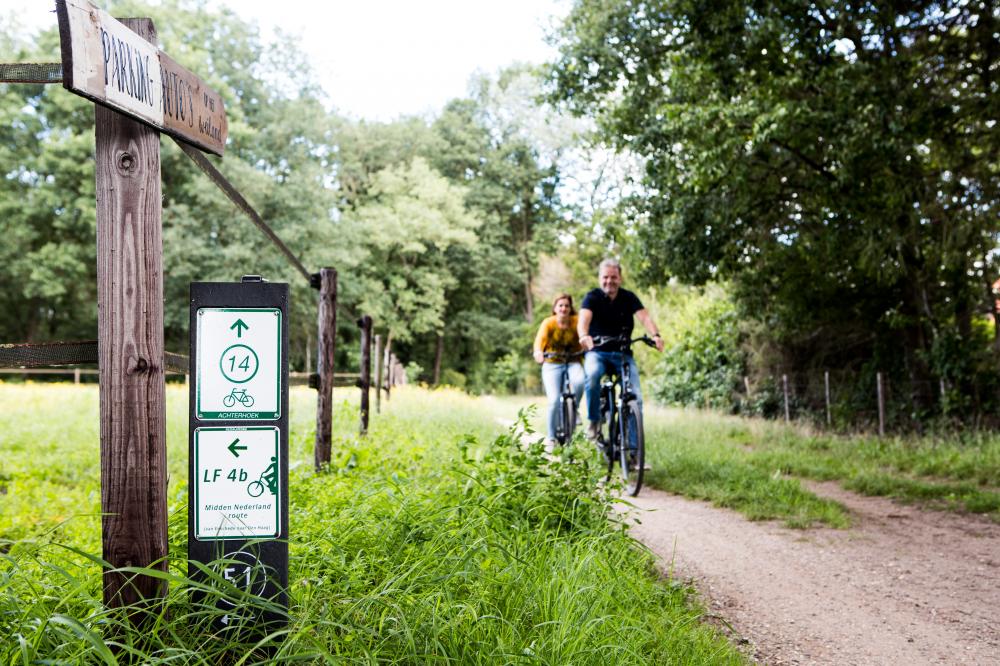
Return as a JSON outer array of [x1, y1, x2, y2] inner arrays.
[[737, 369, 985, 434]]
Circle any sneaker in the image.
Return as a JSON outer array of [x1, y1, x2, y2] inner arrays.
[[627, 454, 652, 472], [585, 421, 601, 442]]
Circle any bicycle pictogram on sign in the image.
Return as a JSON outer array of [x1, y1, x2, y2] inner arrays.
[[222, 388, 254, 408], [246, 456, 278, 498]]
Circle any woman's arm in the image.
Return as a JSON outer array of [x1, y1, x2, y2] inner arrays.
[[533, 319, 550, 363]]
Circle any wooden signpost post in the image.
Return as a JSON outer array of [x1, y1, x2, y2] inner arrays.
[[51, 0, 231, 618], [91, 14, 169, 615]]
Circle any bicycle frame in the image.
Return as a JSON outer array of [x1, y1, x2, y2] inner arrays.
[[592, 335, 653, 495], [543, 351, 582, 445], [599, 353, 637, 447]]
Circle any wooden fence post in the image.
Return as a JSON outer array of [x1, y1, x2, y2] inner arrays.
[[383, 340, 393, 401], [95, 16, 168, 613], [314, 267, 337, 470], [825, 371, 831, 427], [374, 334, 383, 415], [394, 355, 406, 385], [74, 367, 80, 385], [782, 374, 790, 423], [877, 371, 885, 437], [358, 315, 372, 435]]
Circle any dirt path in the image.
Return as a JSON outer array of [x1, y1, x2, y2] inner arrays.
[[626, 481, 1000, 665]]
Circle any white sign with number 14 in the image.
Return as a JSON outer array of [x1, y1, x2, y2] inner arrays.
[[196, 308, 281, 420]]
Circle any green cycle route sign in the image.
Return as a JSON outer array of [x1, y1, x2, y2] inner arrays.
[[193, 426, 280, 540], [196, 308, 282, 420]]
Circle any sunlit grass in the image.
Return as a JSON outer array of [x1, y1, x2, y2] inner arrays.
[[641, 404, 1000, 524], [0, 382, 747, 664]]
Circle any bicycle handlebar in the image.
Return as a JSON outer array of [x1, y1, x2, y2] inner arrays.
[[543, 351, 584, 360], [590, 334, 656, 350]]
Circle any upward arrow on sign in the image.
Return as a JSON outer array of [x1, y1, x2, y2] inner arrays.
[[230, 319, 249, 338]]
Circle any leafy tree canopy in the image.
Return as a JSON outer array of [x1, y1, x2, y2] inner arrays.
[[550, 0, 1000, 417]]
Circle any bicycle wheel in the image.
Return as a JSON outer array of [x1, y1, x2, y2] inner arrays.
[[243, 394, 255, 407], [223, 394, 236, 408], [560, 395, 575, 445], [602, 394, 616, 482], [619, 400, 645, 496], [247, 480, 264, 498]]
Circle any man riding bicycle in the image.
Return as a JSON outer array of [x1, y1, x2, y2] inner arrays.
[[578, 259, 664, 447]]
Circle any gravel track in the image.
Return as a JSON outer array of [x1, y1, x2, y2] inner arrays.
[[625, 481, 1000, 665]]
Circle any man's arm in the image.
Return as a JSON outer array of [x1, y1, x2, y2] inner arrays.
[[635, 309, 664, 352], [578, 308, 594, 351]]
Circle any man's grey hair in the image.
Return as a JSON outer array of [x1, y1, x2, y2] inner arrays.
[[598, 258, 622, 275]]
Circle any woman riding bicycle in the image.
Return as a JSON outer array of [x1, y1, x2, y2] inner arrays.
[[533, 293, 586, 451]]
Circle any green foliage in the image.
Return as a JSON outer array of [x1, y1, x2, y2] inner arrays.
[[0, 3, 570, 393], [650, 286, 746, 412], [458, 407, 615, 534], [0, 383, 747, 664], [487, 349, 540, 395], [550, 0, 1000, 424], [344, 157, 480, 343]]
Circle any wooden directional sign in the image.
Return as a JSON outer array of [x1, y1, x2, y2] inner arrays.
[[55, 0, 227, 155]]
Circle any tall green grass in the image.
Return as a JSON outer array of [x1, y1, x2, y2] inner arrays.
[[512, 393, 1000, 526], [0, 383, 746, 664], [640, 405, 1000, 524]]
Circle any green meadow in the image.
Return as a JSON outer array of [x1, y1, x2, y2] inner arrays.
[[4, 381, 996, 662], [0, 382, 745, 664], [641, 405, 1000, 527]]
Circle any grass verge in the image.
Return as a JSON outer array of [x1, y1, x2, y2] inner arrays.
[[0, 382, 747, 664], [640, 405, 1000, 525]]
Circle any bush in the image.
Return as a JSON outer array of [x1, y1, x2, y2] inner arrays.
[[651, 287, 746, 412], [439, 368, 467, 388], [487, 350, 538, 394]]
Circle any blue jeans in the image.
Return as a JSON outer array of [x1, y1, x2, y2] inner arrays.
[[584, 350, 643, 424], [541, 362, 585, 439]]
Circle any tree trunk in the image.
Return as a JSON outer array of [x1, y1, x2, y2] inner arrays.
[[433, 332, 443, 385], [903, 278, 935, 419], [523, 264, 534, 322]]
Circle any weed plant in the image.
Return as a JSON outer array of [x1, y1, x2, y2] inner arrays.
[[0, 383, 746, 664]]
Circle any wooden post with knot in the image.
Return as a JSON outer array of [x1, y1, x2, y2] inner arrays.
[[358, 315, 372, 435]]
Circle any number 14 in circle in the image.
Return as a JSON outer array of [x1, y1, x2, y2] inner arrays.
[[220, 344, 259, 383]]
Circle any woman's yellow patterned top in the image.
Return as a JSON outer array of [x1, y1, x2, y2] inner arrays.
[[533, 315, 583, 363]]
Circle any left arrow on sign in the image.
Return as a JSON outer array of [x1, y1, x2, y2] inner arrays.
[[228, 438, 247, 457]]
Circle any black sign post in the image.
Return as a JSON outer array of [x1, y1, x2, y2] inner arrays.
[[188, 277, 289, 632]]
